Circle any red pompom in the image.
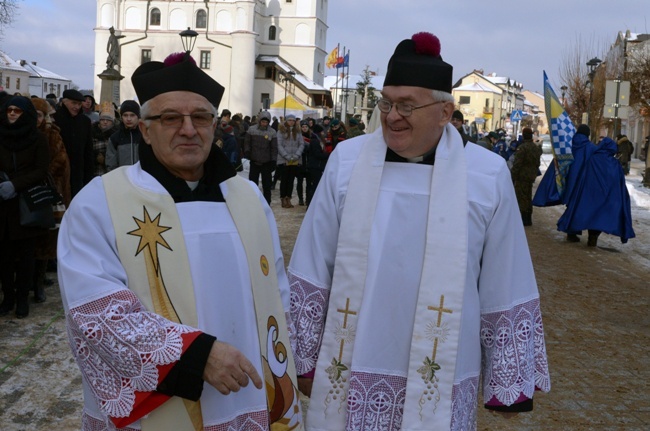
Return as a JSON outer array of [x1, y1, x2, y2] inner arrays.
[[163, 52, 196, 67], [411, 32, 441, 57]]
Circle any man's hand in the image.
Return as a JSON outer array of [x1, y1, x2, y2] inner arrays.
[[203, 341, 263, 395]]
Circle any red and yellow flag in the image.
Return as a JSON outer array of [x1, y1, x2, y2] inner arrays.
[[326, 47, 339, 69]]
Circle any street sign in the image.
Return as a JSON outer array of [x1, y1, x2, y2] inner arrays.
[[603, 105, 629, 119], [510, 110, 522, 122], [474, 118, 485, 124], [605, 80, 630, 106]]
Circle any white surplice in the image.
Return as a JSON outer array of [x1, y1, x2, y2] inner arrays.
[[58, 164, 292, 430], [288, 125, 550, 431]]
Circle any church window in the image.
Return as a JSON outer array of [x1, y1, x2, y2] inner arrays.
[[269, 25, 277, 41], [5, 77, 9, 89], [43, 82, 47, 93], [150, 8, 161, 26], [200, 51, 211, 70], [265, 67, 274, 79], [196, 10, 207, 29]]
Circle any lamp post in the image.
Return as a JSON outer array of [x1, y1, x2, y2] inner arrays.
[[179, 27, 199, 59], [586, 57, 602, 131], [560, 85, 568, 107], [280, 70, 296, 118]]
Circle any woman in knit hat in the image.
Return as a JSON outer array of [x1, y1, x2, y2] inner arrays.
[[92, 101, 119, 176], [0, 96, 50, 318], [30, 97, 72, 304]]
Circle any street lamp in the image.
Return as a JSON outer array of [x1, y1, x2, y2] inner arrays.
[[179, 27, 199, 59], [280, 70, 296, 118], [560, 85, 568, 107], [586, 57, 602, 131]]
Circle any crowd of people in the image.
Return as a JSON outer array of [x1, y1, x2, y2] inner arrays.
[[0, 27, 642, 431]]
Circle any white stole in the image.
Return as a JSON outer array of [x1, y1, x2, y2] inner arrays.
[[308, 124, 469, 430]]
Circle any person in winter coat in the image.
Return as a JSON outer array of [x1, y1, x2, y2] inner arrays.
[[276, 114, 304, 208], [558, 125, 635, 246], [301, 120, 327, 206], [31, 97, 71, 304], [326, 118, 347, 150], [92, 102, 119, 176], [106, 100, 142, 171], [616, 134, 634, 175], [52, 89, 93, 197], [244, 110, 277, 204], [511, 128, 542, 226], [346, 117, 365, 139], [0, 96, 50, 318]]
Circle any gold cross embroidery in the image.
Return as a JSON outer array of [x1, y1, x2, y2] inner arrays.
[[427, 295, 453, 361], [336, 298, 357, 361]]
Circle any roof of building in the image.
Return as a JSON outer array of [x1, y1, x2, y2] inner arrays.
[[256, 55, 328, 93], [453, 81, 501, 94], [19, 60, 69, 81], [0, 50, 30, 74]]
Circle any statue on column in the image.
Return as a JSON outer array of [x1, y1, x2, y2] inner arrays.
[[106, 27, 125, 70]]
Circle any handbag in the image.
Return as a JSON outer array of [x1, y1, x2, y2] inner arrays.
[[18, 176, 63, 229]]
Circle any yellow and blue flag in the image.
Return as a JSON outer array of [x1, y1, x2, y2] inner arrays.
[[544, 71, 575, 197]]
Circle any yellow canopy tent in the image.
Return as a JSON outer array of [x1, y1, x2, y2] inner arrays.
[[269, 95, 319, 120]]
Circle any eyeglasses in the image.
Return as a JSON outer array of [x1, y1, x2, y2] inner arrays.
[[7, 107, 24, 115], [145, 112, 215, 128], [376, 98, 443, 117]]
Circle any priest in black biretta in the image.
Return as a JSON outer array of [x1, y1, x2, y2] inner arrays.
[[383, 32, 453, 93], [131, 53, 225, 107]]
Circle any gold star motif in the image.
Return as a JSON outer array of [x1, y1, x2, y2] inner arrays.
[[127, 206, 172, 272]]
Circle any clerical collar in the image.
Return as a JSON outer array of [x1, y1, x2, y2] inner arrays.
[[139, 143, 236, 203], [385, 146, 437, 165]]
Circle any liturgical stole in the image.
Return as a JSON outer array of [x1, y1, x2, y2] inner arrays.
[[308, 124, 469, 430], [103, 168, 303, 431]]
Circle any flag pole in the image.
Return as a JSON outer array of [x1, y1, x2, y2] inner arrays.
[[345, 49, 351, 122]]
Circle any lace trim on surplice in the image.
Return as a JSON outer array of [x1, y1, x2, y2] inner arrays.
[[82, 409, 269, 431], [68, 289, 195, 419], [480, 297, 550, 406], [450, 375, 479, 431], [288, 271, 330, 376]]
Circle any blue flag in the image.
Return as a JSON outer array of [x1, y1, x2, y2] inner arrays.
[[533, 72, 576, 207], [544, 71, 575, 197], [336, 53, 349, 69]]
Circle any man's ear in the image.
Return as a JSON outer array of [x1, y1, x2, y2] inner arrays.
[[139, 120, 151, 145], [440, 101, 455, 125]]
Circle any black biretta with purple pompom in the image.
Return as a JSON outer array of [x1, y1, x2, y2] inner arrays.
[[383, 32, 453, 93], [131, 53, 225, 107]]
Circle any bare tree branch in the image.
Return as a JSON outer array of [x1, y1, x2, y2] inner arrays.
[[0, 0, 20, 36]]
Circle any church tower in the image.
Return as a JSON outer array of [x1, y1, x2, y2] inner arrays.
[[94, 0, 330, 116]]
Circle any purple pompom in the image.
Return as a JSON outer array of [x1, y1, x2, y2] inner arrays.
[[163, 52, 196, 67]]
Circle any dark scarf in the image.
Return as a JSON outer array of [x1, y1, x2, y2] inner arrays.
[[92, 122, 117, 141], [0, 111, 40, 151], [139, 142, 236, 203]]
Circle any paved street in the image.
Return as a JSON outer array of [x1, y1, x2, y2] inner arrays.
[[1, 164, 648, 430]]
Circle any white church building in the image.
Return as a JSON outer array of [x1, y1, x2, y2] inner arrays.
[[94, 0, 331, 116]]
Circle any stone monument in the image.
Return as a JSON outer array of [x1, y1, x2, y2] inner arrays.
[[98, 27, 125, 106]]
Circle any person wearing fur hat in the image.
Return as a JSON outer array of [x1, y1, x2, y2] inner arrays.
[[0, 96, 50, 318], [58, 53, 301, 430], [52, 88, 94, 197], [91, 101, 119, 176], [106, 100, 142, 171], [511, 127, 542, 226], [30, 97, 71, 304], [289, 32, 550, 430], [556, 124, 634, 246]]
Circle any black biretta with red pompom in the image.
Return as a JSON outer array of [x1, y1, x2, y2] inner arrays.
[[383, 32, 453, 93], [131, 52, 225, 107]]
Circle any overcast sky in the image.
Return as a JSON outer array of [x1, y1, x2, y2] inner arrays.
[[1, 0, 648, 94]]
